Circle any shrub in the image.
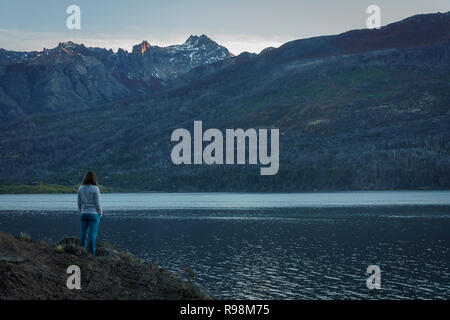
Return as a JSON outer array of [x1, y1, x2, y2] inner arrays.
[[19, 232, 31, 241]]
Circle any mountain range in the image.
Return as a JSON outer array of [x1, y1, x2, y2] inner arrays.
[[0, 35, 233, 122], [0, 12, 449, 191]]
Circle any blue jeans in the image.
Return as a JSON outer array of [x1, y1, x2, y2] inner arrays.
[[80, 213, 100, 255]]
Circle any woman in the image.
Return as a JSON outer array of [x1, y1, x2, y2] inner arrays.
[[77, 171, 103, 255]]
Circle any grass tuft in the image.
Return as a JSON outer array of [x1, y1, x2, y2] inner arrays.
[[19, 232, 32, 241]]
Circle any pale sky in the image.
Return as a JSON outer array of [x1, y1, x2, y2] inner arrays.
[[0, 0, 449, 55]]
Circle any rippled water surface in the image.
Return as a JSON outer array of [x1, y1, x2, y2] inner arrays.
[[1, 191, 450, 210], [0, 191, 449, 299]]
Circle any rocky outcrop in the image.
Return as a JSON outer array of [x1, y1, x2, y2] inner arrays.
[[0, 231, 210, 300]]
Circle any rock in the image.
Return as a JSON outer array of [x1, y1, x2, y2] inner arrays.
[[95, 246, 120, 257], [0, 256, 27, 263], [57, 237, 87, 256], [0, 231, 211, 300]]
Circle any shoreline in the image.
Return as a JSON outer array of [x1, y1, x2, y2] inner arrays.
[[0, 230, 211, 300], [0, 184, 447, 195]]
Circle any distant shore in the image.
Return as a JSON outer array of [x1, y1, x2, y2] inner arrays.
[[0, 184, 442, 194]]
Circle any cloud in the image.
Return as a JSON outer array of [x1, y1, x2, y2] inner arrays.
[[0, 29, 290, 55], [0, 28, 142, 52]]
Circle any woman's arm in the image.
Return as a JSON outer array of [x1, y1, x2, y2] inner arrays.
[[94, 186, 103, 217], [77, 188, 81, 212]]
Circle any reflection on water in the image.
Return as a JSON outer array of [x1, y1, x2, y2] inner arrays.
[[0, 205, 449, 299]]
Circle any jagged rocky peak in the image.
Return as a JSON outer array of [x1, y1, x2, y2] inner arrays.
[[50, 41, 87, 55], [132, 40, 151, 55], [184, 34, 216, 47], [181, 34, 234, 59], [117, 47, 128, 56], [57, 41, 84, 49]]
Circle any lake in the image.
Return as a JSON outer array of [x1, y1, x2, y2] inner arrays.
[[0, 191, 449, 299]]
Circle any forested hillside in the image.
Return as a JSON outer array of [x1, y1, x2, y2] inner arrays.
[[0, 12, 449, 192]]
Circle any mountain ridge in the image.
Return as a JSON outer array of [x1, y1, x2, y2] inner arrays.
[[0, 34, 233, 122], [0, 12, 449, 191], [1, 12, 449, 123]]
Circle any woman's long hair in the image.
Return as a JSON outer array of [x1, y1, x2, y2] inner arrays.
[[82, 171, 98, 186]]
